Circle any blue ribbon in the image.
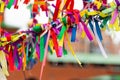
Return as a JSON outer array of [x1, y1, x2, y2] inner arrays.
[[94, 19, 103, 41], [88, 20, 94, 34], [71, 24, 77, 42]]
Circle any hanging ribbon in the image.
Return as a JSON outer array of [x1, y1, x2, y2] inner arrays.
[[110, 9, 118, 24], [0, 68, 7, 80], [88, 19, 94, 34], [7, 0, 14, 9], [53, 0, 61, 21], [63, 0, 74, 10], [93, 25, 108, 58], [13, 46, 19, 69], [40, 30, 50, 80], [32, 4, 39, 13], [71, 24, 77, 42], [51, 29, 61, 57], [65, 32, 82, 67], [8, 46, 15, 71], [36, 36, 40, 59], [14, 0, 19, 9], [40, 35, 45, 62], [24, 0, 30, 4], [100, 16, 111, 29], [0, 2, 5, 13], [81, 20, 93, 41], [58, 17, 67, 40], [0, 51, 9, 76], [22, 42, 26, 71], [94, 19, 103, 41]]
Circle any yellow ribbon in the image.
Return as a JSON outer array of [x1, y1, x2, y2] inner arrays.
[[22, 42, 26, 71], [65, 32, 82, 67], [48, 39, 55, 53], [94, 0, 102, 9], [0, 51, 9, 76], [0, 2, 5, 13]]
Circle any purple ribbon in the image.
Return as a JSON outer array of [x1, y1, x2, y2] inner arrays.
[[115, 0, 120, 6]]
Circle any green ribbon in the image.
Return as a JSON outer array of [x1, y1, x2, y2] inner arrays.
[[33, 25, 42, 33], [7, 0, 14, 9], [58, 17, 67, 40], [63, 45, 67, 55], [58, 25, 67, 40], [100, 16, 111, 28], [40, 36, 45, 62], [102, 6, 116, 14]]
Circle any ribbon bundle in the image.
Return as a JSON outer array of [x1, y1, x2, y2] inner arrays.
[[0, 0, 120, 79]]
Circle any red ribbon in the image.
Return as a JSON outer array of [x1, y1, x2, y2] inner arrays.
[[24, 0, 30, 4], [6, 34, 11, 41], [32, 4, 39, 13], [8, 46, 14, 71], [73, 10, 80, 24], [53, 0, 61, 21], [14, 0, 19, 9], [103, 0, 107, 4], [50, 29, 60, 57], [63, 0, 74, 10]]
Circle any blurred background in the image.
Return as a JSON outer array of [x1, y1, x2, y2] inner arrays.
[[2, 0, 120, 80]]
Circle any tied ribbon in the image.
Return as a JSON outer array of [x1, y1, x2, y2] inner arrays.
[[40, 36, 45, 62], [32, 4, 39, 13], [51, 29, 61, 57], [0, 2, 5, 13], [103, 0, 107, 4], [8, 46, 14, 71], [22, 42, 26, 71], [40, 30, 51, 80], [58, 35, 64, 57], [71, 25, 77, 42], [65, 32, 82, 67], [63, 0, 74, 10], [13, 46, 19, 69], [24, 0, 30, 4], [7, 0, 14, 9], [0, 51, 9, 76], [63, 45, 68, 55], [48, 39, 55, 54], [81, 20, 93, 41], [88, 19, 94, 34], [58, 17, 67, 40], [40, 0, 48, 11], [53, 0, 61, 21], [36, 36, 40, 59], [100, 16, 111, 29], [93, 25, 108, 58], [110, 9, 118, 24], [26, 43, 29, 66], [115, 0, 120, 6], [94, 19, 103, 41], [0, 68, 7, 80], [14, 0, 19, 9]]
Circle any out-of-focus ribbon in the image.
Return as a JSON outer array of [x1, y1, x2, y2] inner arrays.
[[0, 2, 5, 13], [7, 0, 14, 9], [0, 51, 9, 76], [24, 0, 30, 4]]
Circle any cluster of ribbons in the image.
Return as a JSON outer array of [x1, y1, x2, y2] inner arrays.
[[0, 0, 120, 79]]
